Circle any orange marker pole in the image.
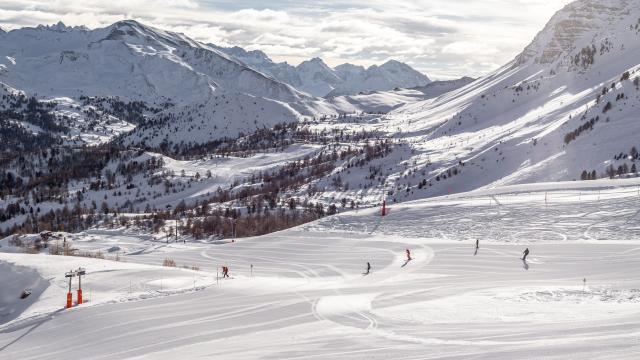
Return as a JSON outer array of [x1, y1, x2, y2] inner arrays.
[[77, 270, 83, 304], [76, 267, 86, 305], [65, 270, 75, 308]]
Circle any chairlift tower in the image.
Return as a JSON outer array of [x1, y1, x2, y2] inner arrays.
[[77, 267, 86, 304], [65, 270, 76, 308]]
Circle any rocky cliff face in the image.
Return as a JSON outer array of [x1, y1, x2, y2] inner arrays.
[[518, 0, 636, 66]]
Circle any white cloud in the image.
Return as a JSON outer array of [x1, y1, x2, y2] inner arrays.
[[0, 0, 573, 79], [442, 41, 499, 56]]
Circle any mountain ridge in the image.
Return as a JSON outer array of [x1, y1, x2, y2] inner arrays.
[[0, 19, 335, 149], [211, 44, 431, 97], [375, 0, 640, 201]]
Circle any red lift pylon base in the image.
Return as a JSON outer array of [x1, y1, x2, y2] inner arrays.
[[66, 292, 73, 309], [77, 289, 83, 305]]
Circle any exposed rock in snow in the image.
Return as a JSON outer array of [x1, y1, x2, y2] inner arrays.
[[517, 0, 634, 67]]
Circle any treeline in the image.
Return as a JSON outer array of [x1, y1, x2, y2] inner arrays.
[[0, 146, 164, 225], [579, 146, 640, 180], [186, 140, 391, 212], [1, 110, 394, 239], [0, 88, 68, 133], [564, 116, 600, 144], [1, 138, 393, 237], [565, 70, 640, 146], [0, 118, 61, 152], [183, 207, 324, 239], [125, 118, 385, 159], [79, 95, 168, 125], [0, 86, 69, 151], [4, 194, 330, 241], [154, 122, 300, 158]]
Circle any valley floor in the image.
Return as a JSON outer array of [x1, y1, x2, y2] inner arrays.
[[1, 180, 640, 359]]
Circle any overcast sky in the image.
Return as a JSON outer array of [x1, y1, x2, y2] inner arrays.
[[0, 0, 573, 79]]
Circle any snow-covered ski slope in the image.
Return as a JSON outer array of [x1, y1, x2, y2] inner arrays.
[[367, 0, 640, 199], [2, 178, 640, 359], [0, 253, 215, 327]]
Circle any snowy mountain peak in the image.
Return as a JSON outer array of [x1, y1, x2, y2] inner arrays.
[[51, 21, 69, 31], [0, 19, 330, 149], [297, 57, 334, 72], [380, 59, 406, 68], [379, 60, 431, 83], [101, 19, 197, 49], [517, 0, 636, 66], [212, 44, 432, 97], [327, 60, 431, 97], [229, 47, 271, 62], [35, 21, 88, 33], [334, 63, 366, 75], [295, 57, 343, 95]]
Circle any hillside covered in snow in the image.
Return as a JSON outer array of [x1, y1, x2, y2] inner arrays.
[[0, 20, 455, 152], [4, 1, 640, 358], [2, 0, 640, 245], [3, 179, 640, 359], [368, 0, 640, 200], [0, 20, 335, 149]]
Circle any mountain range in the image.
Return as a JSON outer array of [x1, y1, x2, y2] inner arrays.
[[212, 45, 432, 97], [0, 20, 462, 151], [1, 0, 639, 228]]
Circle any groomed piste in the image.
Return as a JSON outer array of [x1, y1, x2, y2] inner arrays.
[[1, 178, 640, 359]]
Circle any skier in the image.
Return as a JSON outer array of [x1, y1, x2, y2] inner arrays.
[[222, 266, 230, 278], [406, 249, 412, 261], [475, 239, 479, 250], [522, 248, 530, 261], [364, 262, 371, 275]]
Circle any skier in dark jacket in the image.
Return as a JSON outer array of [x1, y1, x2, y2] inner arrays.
[[522, 248, 530, 261], [406, 249, 412, 261], [365, 262, 371, 275]]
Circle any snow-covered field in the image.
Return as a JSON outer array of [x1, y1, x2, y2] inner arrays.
[[2, 179, 640, 359], [0, 253, 215, 328]]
